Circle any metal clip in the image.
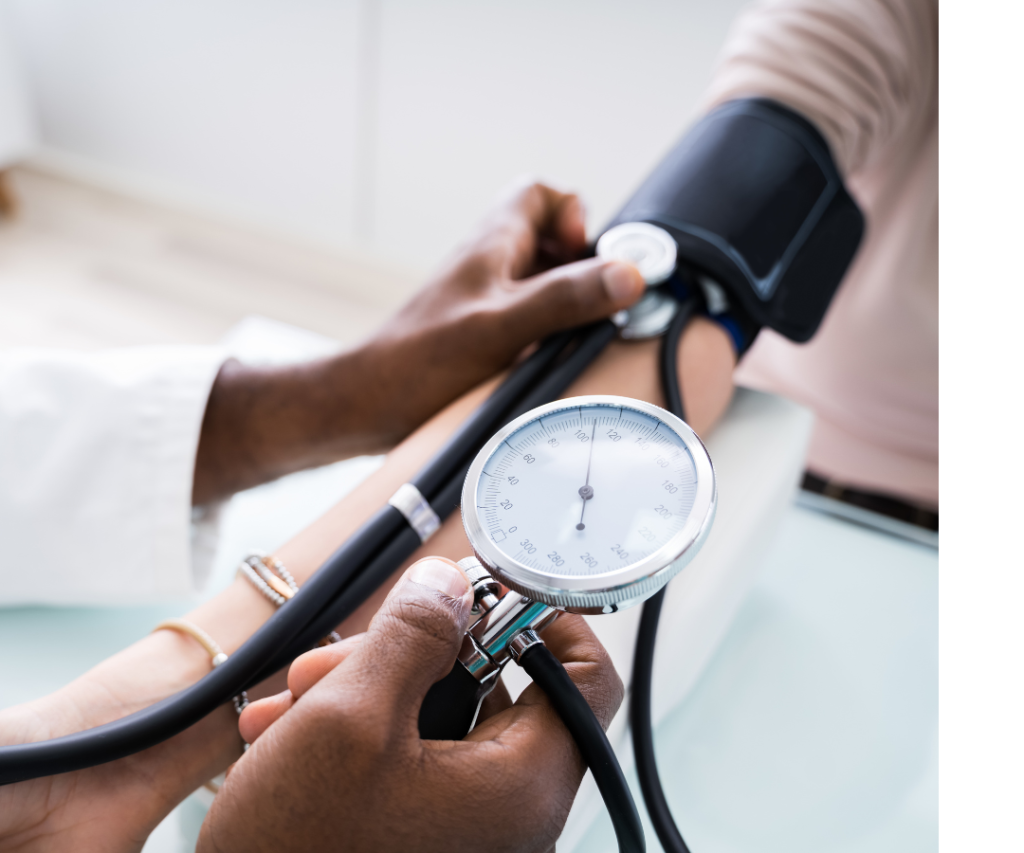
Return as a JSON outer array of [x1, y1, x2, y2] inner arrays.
[[388, 483, 441, 543], [458, 556, 502, 614], [508, 629, 544, 663]]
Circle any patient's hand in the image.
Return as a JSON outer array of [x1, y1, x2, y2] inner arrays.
[[0, 630, 244, 853], [199, 557, 624, 853]]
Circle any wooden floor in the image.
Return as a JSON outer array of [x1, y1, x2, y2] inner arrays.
[[0, 167, 420, 352]]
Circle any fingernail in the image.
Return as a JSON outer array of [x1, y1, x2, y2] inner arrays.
[[408, 558, 471, 601], [602, 262, 643, 303]]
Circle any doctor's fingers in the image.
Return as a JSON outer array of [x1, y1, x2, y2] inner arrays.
[[522, 612, 625, 733], [466, 611, 623, 747], [236, 634, 366, 742], [237, 632, 367, 742], [463, 612, 622, 752], [423, 717, 585, 853], [474, 180, 587, 280], [238, 690, 295, 744], [507, 258, 645, 342], [307, 558, 474, 735], [421, 623, 623, 845], [286, 633, 365, 697]]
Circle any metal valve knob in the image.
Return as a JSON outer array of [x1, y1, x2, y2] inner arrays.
[[457, 556, 502, 615]]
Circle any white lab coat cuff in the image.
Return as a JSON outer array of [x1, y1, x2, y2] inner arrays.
[[0, 346, 227, 604]]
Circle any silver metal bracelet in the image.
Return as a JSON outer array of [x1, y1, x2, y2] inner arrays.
[[388, 482, 441, 543], [237, 552, 341, 649], [237, 552, 299, 607]]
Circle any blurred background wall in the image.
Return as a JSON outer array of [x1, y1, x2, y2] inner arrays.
[[2, 0, 749, 274]]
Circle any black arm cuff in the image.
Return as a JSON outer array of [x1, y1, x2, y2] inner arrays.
[[608, 98, 865, 344]]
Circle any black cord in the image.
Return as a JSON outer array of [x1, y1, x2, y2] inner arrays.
[[0, 321, 621, 785], [0, 504, 407, 783], [511, 320, 620, 415], [629, 297, 697, 853], [658, 297, 695, 424], [631, 589, 690, 853], [519, 643, 646, 853], [253, 475, 462, 683], [0, 331, 570, 784]]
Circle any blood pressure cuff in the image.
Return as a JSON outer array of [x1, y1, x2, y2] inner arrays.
[[607, 98, 865, 343]]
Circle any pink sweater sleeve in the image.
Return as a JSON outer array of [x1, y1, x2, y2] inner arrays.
[[700, 0, 937, 176], [710, 0, 939, 506]]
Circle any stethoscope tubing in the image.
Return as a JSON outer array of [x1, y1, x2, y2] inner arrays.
[[629, 297, 698, 853], [0, 322, 612, 784]]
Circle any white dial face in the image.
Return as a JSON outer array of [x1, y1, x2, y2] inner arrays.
[[473, 402, 698, 581]]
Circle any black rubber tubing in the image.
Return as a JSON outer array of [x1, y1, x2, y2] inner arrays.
[[0, 504, 406, 784], [0, 329, 575, 785], [631, 589, 691, 853], [628, 297, 697, 853], [507, 319, 619, 416], [519, 642, 646, 853], [0, 321, 619, 785], [658, 298, 696, 425]]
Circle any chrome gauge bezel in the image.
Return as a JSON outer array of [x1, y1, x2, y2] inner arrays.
[[461, 395, 716, 614]]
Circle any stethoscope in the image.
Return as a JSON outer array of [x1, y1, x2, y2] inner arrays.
[[0, 222, 708, 853]]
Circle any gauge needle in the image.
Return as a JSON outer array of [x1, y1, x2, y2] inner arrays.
[[576, 420, 597, 530]]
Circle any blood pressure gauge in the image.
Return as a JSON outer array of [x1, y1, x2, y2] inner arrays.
[[421, 395, 716, 739], [461, 395, 716, 615]]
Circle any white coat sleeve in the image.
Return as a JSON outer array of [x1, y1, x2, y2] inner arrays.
[[0, 346, 227, 605]]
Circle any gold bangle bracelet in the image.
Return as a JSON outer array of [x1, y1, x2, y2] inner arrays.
[[153, 618, 228, 667], [153, 618, 249, 794], [151, 621, 248, 712]]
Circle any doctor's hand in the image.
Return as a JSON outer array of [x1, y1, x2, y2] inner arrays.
[[193, 180, 645, 504], [198, 557, 624, 853], [370, 179, 647, 406]]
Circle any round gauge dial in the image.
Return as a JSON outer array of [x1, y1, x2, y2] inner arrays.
[[461, 395, 716, 612]]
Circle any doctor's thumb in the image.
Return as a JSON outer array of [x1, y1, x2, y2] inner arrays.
[[514, 258, 645, 338], [353, 558, 474, 724]]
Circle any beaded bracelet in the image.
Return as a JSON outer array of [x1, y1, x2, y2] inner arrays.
[[238, 552, 341, 646], [237, 552, 298, 607]]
